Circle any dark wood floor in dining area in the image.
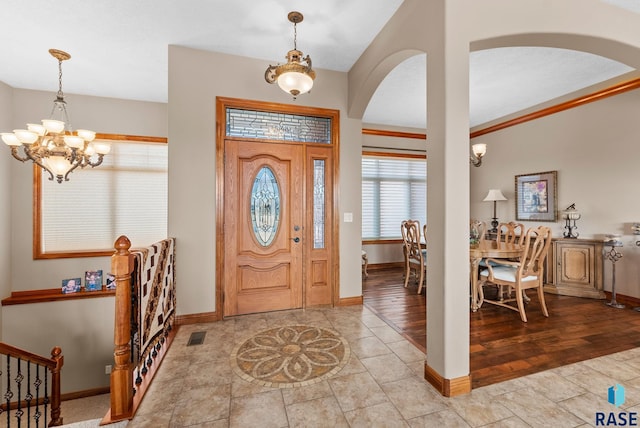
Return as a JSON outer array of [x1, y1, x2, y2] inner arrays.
[[362, 266, 640, 389]]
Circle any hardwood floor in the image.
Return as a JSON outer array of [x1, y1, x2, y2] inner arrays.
[[362, 266, 640, 389]]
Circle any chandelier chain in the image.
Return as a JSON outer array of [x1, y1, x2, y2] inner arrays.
[[293, 21, 298, 50], [56, 58, 64, 101]]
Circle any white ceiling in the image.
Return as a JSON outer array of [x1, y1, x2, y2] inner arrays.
[[1, 0, 638, 130]]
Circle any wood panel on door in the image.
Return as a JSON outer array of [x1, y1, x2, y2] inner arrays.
[[223, 140, 304, 316]]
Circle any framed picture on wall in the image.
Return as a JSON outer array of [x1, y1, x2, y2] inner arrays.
[[515, 171, 557, 222]]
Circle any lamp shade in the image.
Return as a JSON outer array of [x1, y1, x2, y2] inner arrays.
[[277, 71, 314, 96], [472, 143, 487, 157], [43, 155, 73, 176], [1, 133, 21, 146], [483, 189, 507, 202]]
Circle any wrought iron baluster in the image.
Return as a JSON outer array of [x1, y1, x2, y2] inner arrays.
[[5, 355, 12, 427], [0, 359, 3, 423], [26, 363, 32, 428], [44, 366, 49, 427], [135, 366, 142, 386], [15, 358, 23, 426], [34, 365, 42, 427], [130, 268, 137, 364]]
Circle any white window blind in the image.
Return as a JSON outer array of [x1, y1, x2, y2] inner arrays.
[[40, 140, 168, 253], [362, 155, 426, 240]]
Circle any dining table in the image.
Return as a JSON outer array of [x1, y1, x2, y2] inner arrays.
[[469, 239, 524, 311]]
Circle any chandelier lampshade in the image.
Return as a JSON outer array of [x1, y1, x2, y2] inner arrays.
[[1, 49, 110, 183], [265, 11, 316, 99]]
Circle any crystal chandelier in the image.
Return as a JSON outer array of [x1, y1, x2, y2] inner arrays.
[[265, 11, 316, 99], [1, 49, 110, 183]]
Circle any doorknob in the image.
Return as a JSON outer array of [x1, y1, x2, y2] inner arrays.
[[294, 225, 300, 231], [292, 237, 300, 243]]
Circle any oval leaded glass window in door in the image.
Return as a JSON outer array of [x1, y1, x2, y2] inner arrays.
[[250, 166, 281, 246]]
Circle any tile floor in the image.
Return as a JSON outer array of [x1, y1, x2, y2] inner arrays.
[[58, 305, 640, 427]]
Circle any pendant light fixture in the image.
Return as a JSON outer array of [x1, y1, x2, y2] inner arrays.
[[265, 11, 316, 99]]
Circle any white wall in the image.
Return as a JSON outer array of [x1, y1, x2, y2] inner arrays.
[[167, 46, 364, 317], [470, 88, 640, 298], [0, 81, 13, 338], [3, 88, 166, 393]]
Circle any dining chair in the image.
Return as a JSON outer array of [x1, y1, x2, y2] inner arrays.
[[479, 222, 523, 265], [401, 220, 409, 282], [497, 222, 525, 245], [470, 219, 488, 295], [479, 225, 552, 322], [493, 222, 526, 300], [362, 249, 369, 278], [401, 219, 426, 294], [423, 224, 428, 247]]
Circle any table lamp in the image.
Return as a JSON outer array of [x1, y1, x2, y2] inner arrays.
[[483, 189, 507, 234]]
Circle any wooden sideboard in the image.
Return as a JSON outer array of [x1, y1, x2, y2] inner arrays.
[[544, 238, 606, 299]]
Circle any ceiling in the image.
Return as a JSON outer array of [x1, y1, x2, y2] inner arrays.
[[1, 0, 638, 130]]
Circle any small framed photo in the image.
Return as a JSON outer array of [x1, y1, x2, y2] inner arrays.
[[84, 270, 103, 291], [106, 273, 116, 290], [62, 278, 82, 294], [515, 171, 558, 222]]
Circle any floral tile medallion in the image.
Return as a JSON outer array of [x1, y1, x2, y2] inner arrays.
[[231, 325, 350, 388]]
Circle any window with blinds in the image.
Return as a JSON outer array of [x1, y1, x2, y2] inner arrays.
[[362, 154, 426, 240], [38, 138, 168, 255]]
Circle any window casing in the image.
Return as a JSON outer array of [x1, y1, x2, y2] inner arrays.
[[34, 135, 168, 259], [362, 153, 426, 240]]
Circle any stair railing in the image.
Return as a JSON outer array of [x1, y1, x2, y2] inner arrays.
[[0, 343, 64, 427]]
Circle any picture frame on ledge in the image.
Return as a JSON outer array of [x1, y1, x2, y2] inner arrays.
[[62, 278, 82, 294], [515, 170, 558, 222], [106, 273, 116, 290], [84, 270, 103, 291]]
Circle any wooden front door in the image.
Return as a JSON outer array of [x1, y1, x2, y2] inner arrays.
[[223, 140, 304, 316]]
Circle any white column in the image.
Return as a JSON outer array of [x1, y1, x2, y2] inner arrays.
[[424, 0, 471, 395]]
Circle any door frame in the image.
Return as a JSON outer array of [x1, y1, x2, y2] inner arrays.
[[215, 97, 341, 318]]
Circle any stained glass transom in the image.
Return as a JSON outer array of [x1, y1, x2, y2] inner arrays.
[[226, 108, 331, 143], [313, 160, 325, 249], [250, 166, 281, 247]]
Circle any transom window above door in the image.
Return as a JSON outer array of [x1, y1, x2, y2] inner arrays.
[[226, 108, 331, 143]]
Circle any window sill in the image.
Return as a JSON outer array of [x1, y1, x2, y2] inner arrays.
[[2, 288, 116, 306], [362, 239, 403, 245]]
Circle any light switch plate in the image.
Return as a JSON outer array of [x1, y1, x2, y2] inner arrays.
[[344, 212, 353, 222]]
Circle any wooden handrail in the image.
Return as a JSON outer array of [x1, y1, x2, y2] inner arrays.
[[0, 343, 61, 369], [0, 344, 64, 426]]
